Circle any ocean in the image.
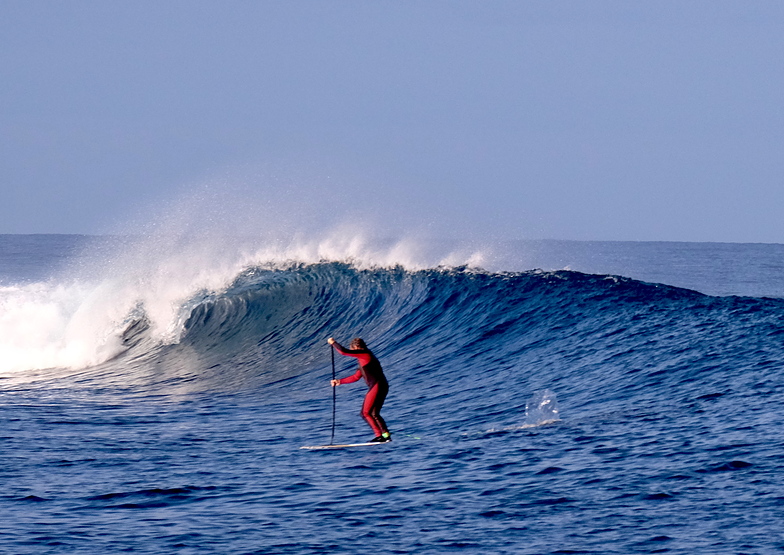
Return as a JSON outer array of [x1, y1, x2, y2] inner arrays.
[[1, 233, 783, 554]]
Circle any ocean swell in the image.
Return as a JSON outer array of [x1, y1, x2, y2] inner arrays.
[[108, 265, 784, 403], [3, 254, 784, 416]]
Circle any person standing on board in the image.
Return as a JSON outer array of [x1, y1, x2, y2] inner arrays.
[[329, 337, 391, 443]]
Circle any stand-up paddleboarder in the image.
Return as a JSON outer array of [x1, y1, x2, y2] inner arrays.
[[328, 337, 391, 443]]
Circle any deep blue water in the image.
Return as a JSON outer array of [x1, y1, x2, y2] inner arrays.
[[1, 234, 784, 554]]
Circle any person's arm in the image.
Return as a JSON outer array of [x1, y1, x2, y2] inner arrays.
[[328, 337, 371, 365], [336, 368, 363, 385], [329, 339, 351, 356]]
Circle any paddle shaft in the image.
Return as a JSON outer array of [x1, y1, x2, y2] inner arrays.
[[330, 346, 336, 445]]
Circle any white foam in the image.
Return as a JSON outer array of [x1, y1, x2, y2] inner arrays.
[[0, 281, 126, 374]]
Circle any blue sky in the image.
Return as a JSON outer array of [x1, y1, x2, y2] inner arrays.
[[2, 1, 783, 242]]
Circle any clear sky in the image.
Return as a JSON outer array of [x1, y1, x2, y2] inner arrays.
[[1, 1, 783, 242]]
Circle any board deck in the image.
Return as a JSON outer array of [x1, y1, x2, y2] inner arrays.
[[300, 442, 386, 450]]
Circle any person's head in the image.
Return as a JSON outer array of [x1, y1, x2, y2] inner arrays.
[[350, 338, 367, 350]]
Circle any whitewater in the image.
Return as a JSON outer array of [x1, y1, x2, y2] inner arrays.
[[1, 232, 783, 554]]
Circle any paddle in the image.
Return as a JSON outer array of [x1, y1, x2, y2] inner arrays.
[[330, 345, 336, 445]]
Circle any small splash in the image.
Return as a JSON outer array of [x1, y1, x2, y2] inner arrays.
[[524, 389, 560, 427], [480, 389, 561, 434]]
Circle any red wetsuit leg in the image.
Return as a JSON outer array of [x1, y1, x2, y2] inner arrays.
[[371, 381, 389, 434], [361, 382, 389, 436]]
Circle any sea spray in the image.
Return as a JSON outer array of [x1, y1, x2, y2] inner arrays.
[[524, 389, 560, 427], [478, 389, 561, 434]]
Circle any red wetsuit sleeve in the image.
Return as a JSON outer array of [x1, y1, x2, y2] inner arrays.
[[332, 341, 373, 385], [332, 342, 372, 366], [338, 368, 363, 385]]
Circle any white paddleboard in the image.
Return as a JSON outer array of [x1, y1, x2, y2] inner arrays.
[[300, 442, 387, 450]]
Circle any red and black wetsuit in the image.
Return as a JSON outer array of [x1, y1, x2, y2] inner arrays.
[[333, 342, 389, 437]]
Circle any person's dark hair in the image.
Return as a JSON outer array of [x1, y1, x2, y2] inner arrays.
[[351, 338, 367, 350]]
